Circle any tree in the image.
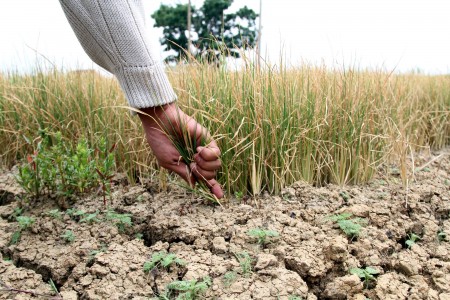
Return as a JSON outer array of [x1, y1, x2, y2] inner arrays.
[[152, 0, 258, 62]]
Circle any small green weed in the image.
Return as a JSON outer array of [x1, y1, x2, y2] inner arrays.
[[222, 271, 237, 288], [61, 230, 76, 243], [105, 210, 132, 233], [328, 213, 367, 239], [437, 230, 447, 242], [88, 244, 108, 262], [234, 251, 253, 277], [247, 228, 279, 246], [79, 211, 101, 224], [143, 251, 186, 274], [350, 266, 379, 288], [8, 207, 23, 221], [406, 233, 421, 248], [162, 276, 212, 300], [46, 209, 62, 220], [135, 233, 144, 240], [48, 278, 59, 296], [10, 216, 35, 245]]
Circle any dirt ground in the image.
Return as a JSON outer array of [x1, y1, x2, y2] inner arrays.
[[0, 149, 449, 300]]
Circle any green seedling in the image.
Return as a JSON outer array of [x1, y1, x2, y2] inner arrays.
[[47, 209, 62, 220], [48, 278, 59, 296], [105, 210, 132, 233], [222, 271, 237, 288], [88, 244, 108, 262], [234, 191, 244, 200], [350, 267, 379, 288], [163, 276, 212, 300], [79, 211, 101, 224], [437, 230, 447, 242], [8, 207, 23, 221], [10, 216, 35, 245], [17, 216, 35, 230], [406, 233, 421, 248], [287, 296, 303, 300], [66, 209, 86, 221], [234, 251, 253, 277], [143, 251, 186, 274], [339, 191, 350, 201], [61, 230, 76, 243], [135, 233, 144, 240], [328, 213, 367, 239], [247, 228, 279, 246]]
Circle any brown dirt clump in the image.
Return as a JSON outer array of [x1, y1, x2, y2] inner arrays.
[[0, 149, 449, 299]]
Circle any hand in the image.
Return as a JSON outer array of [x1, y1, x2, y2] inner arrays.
[[138, 103, 224, 199]]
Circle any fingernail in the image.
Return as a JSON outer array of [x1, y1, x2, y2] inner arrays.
[[197, 146, 204, 153]]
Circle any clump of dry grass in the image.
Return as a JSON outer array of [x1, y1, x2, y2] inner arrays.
[[0, 59, 449, 197]]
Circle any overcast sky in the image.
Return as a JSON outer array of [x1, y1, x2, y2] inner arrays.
[[1, 0, 449, 74]]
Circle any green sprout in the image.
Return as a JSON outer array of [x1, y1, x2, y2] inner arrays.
[[10, 216, 35, 245], [247, 228, 279, 246], [105, 210, 132, 233], [350, 267, 379, 288], [163, 276, 212, 300], [234, 251, 253, 277], [222, 271, 237, 288], [79, 211, 101, 224], [61, 230, 76, 243], [143, 251, 186, 273], [47, 209, 62, 220], [328, 213, 367, 239], [406, 233, 421, 248]]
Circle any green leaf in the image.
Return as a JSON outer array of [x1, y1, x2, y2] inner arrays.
[[350, 268, 366, 278]]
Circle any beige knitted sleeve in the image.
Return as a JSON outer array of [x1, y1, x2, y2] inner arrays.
[[59, 0, 177, 108]]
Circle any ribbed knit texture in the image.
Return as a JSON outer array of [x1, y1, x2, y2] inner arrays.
[[59, 0, 177, 108]]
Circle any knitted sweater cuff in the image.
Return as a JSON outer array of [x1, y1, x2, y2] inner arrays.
[[114, 63, 177, 109]]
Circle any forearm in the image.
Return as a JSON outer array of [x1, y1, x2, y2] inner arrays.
[[59, 0, 177, 108]]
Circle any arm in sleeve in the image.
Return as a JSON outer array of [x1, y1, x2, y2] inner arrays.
[[59, 0, 177, 108]]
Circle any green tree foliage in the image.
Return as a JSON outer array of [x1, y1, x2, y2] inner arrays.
[[152, 0, 258, 62]]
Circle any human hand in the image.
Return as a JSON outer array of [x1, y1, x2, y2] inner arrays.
[[138, 103, 223, 199]]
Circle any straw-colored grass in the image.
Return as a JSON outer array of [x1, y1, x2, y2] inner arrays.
[[0, 61, 449, 196]]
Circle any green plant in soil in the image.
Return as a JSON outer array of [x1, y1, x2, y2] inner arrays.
[[10, 216, 35, 245], [327, 213, 367, 240], [48, 278, 60, 296], [144, 251, 186, 274], [61, 230, 76, 243], [234, 251, 253, 277], [88, 244, 108, 262], [247, 228, 280, 246], [15, 131, 116, 206], [437, 230, 447, 242], [406, 233, 421, 248], [8, 207, 23, 221], [46, 209, 62, 220], [350, 266, 379, 288], [105, 209, 132, 233], [222, 271, 237, 288], [287, 296, 303, 300], [160, 276, 212, 300], [79, 211, 101, 224]]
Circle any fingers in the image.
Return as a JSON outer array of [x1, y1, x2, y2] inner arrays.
[[197, 143, 221, 161], [193, 153, 221, 171], [204, 179, 224, 199]]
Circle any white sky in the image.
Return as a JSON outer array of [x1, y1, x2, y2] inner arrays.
[[1, 0, 449, 74]]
